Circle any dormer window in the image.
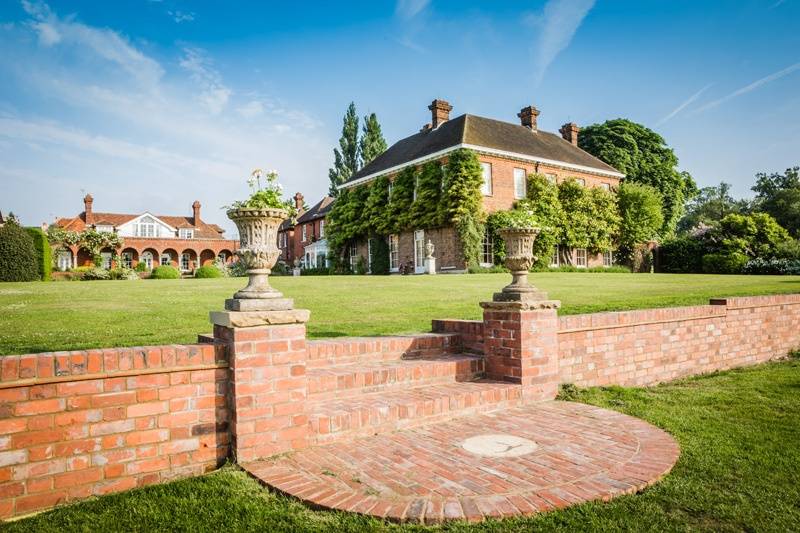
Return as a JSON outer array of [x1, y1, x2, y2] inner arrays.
[[135, 216, 157, 237], [96, 225, 113, 233], [179, 228, 194, 239]]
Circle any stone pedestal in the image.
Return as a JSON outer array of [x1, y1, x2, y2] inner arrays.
[[425, 257, 436, 274], [211, 298, 310, 463], [292, 268, 301, 277], [480, 299, 561, 401]]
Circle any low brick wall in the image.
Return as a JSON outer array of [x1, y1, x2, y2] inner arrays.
[[431, 320, 484, 355], [306, 334, 460, 368], [558, 294, 800, 387], [0, 344, 229, 519]]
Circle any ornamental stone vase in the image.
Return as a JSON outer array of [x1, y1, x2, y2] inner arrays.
[[227, 207, 287, 300], [495, 227, 549, 302]]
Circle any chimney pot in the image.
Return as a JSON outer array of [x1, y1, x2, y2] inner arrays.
[[427, 99, 453, 129], [559, 122, 580, 146], [518, 106, 540, 131], [83, 194, 94, 224], [192, 200, 201, 226]]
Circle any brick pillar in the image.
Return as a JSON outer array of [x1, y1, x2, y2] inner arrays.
[[480, 300, 560, 401], [211, 305, 310, 463]]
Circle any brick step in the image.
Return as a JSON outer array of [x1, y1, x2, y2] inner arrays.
[[308, 380, 523, 445], [306, 334, 461, 369], [307, 354, 485, 400]]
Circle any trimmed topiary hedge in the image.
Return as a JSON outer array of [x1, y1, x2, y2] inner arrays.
[[0, 220, 39, 282], [24, 227, 52, 281], [194, 265, 222, 278], [150, 265, 181, 279], [702, 252, 748, 274]]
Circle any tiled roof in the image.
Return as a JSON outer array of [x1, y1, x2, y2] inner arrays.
[[345, 113, 621, 185], [54, 211, 227, 239], [296, 196, 335, 224]]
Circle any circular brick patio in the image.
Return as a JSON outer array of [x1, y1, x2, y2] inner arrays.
[[245, 401, 679, 524]]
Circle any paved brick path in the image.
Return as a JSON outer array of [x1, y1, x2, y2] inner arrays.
[[244, 401, 679, 523]]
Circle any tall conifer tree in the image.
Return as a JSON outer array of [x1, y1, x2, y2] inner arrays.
[[359, 112, 387, 167], [328, 102, 360, 196]]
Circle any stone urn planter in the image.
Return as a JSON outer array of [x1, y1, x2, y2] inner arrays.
[[495, 227, 549, 302], [227, 207, 287, 300]]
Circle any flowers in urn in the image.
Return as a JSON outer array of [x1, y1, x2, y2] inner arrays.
[[226, 169, 294, 300]]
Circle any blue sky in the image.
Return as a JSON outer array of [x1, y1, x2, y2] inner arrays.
[[1, 0, 799, 234]]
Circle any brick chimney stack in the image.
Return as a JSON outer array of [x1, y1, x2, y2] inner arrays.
[[559, 122, 580, 146], [428, 99, 453, 129], [518, 106, 540, 131], [192, 200, 201, 226], [294, 192, 305, 213], [83, 194, 94, 224]]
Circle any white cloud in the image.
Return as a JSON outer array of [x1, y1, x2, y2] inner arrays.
[[695, 62, 800, 113], [395, 0, 430, 19], [3, 1, 331, 232], [168, 10, 195, 23], [656, 83, 713, 126], [526, 0, 596, 84]]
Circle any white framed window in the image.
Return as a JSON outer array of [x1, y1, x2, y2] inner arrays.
[[550, 246, 560, 267], [600, 182, 611, 191], [96, 225, 113, 233], [349, 244, 358, 271], [121, 252, 133, 269], [319, 220, 325, 238], [603, 250, 613, 267], [179, 228, 194, 239], [388, 234, 399, 272], [574, 178, 586, 187], [480, 162, 492, 196], [141, 252, 154, 270], [480, 230, 494, 267], [135, 216, 157, 238], [160, 253, 171, 266], [57, 250, 73, 271], [302, 224, 307, 242], [414, 230, 425, 273], [576, 248, 588, 268], [513, 168, 527, 199], [180, 253, 191, 271], [545, 173, 557, 184]]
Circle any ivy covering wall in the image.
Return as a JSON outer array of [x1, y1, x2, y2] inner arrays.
[[327, 148, 485, 267]]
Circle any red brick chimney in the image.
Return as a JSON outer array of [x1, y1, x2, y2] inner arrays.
[[518, 106, 540, 131], [192, 200, 201, 226], [559, 122, 580, 146], [83, 194, 94, 224], [428, 99, 453, 129], [294, 192, 305, 213]]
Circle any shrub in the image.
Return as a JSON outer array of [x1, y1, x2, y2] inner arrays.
[[195, 265, 223, 278], [0, 219, 39, 281], [702, 252, 748, 274], [658, 236, 704, 273], [369, 237, 390, 275], [228, 261, 248, 277], [300, 267, 334, 276], [467, 264, 508, 274], [134, 261, 149, 272], [150, 265, 180, 279], [24, 227, 52, 281], [109, 267, 138, 280], [271, 262, 289, 276], [82, 267, 110, 281], [71, 266, 93, 273], [742, 258, 800, 275]]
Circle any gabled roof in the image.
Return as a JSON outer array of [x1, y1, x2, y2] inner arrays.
[[343, 113, 622, 188], [54, 211, 226, 239], [296, 196, 335, 224]]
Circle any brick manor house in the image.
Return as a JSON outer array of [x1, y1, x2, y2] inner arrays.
[[51, 194, 238, 272], [340, 99, 624, 273], [278, 193, 335, 269]]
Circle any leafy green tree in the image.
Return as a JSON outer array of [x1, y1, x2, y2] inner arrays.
[[328, 102, 360, 196], [711, 212, 791, 259], [363, 175, 393, 236], [24, 227, 52, 281], [617, 182, 664, 261], [443, 149, 485, 266], [579, 118, 696, 234], [586, 186, 621, 254], [751, 166, 800, 237], [359, 113, 387, 167], [678, 182, 749, 233], [0, 216, 39, 282], [557, 179, 593, 261]]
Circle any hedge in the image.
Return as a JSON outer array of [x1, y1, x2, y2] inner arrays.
[[24, 227, 52, 281], [0, 221, 39, 281], [195, 265, 223, 278], [150, 265, 181, 279]]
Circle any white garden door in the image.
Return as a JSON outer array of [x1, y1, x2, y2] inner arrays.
[[414, 230, 425, 274]]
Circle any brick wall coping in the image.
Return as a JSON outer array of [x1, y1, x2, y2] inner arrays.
[[0, 343, 223, 386], [558, 311, 725, 335], [0, 362, 227, 391]]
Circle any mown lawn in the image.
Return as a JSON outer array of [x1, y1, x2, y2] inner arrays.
[[1, 273, 800, 355], [7, 358, 800, 532]]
